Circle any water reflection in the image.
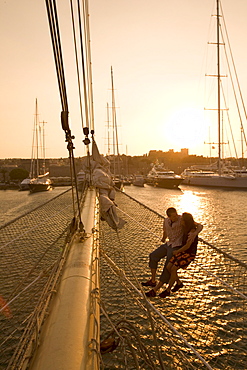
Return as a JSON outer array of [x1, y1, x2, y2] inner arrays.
[[124, 185, 247, 262], [173, 189, 205, 219], [100, 191, 247, 369]]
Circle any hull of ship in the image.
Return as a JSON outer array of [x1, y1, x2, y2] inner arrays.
[[19, 178, 31, 191], [132, 180, 145, 187], [114, 180, 123, 189], [147, 178, 183, 189], [183, 176, 247, 189], [29, 183, 52, 193], [19, 184, 30, 191]]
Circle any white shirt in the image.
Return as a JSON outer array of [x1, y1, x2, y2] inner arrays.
[[163, 215, 183, 248]]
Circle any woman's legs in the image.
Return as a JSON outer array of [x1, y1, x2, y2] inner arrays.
[[152, 280, 165, 293], [151, 257, 176, 293], [167, 264, 180, 292], [143, 243, 170, 285], [151, 258, 175, 293]]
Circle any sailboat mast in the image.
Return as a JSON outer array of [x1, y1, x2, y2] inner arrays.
[[217, 0, 221, 175], [35, 99, 39, 177], [111, 68, 116, 176], [111, 66, 121, 175], [42, 121, 46, 175], [106, 103, 111, 156]]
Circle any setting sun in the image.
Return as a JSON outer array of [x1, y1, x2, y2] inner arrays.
[[162, 107, 209, 152]]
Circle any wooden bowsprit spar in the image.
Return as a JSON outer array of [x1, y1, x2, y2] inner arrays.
[[27, 1, 101, 369]]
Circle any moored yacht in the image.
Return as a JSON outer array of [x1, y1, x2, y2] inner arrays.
[[132, 175, 145, 187], [19, 178, 31, 191], [29, 173, 53, 193], [181, 166, 247, 189], [146, 164, 183, 189], [27, 100, 52, 193]]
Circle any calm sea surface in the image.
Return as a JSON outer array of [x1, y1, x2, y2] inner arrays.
[[0, 184, 246, 262], [124, 184, 247, 263], [0, 184, 246, 369], [0, 187, 71, 226]]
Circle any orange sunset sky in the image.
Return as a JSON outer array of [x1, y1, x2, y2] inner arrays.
[[1, 0, 247, 159]]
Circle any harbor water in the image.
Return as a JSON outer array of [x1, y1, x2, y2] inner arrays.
[[123, 184, 247, 262], [0, 187, 71, 226], [0, 183, 246, 262], [0, 184, 246, 369]]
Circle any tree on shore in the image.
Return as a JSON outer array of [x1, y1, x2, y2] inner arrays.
[[9, 168, 29, 182], [0, 168, 8, 183]]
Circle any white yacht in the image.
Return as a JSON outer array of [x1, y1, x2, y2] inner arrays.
[[146, 164, 183, 189], [132, 175, 145, 187], [181, 163, 247, 189], [29, 173, 53, 193]]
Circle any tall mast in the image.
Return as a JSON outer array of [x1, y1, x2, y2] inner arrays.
[[106, 103, 111, 156], [217, 0, 221, 175], [30, 115, 36, 178], [111, 68, 116, 176], [41, 120, 47, 174], [111, 66, 120, 175], [35, 98, 39, 177]]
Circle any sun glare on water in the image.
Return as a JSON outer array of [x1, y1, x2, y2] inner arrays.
[[178, 190, 205, 218]]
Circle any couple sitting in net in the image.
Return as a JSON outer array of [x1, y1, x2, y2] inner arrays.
[[142, 207, 203, 298]]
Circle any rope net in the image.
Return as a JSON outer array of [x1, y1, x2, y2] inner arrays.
[[0, 187, 246, 369], [99, 190, 247, 370], [0, 187, 88, 370]]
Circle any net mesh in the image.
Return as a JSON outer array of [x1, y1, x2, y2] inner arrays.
[[99, 190, 247, 370], [0, 187, 246, 369], [0, 188, 81, 370]]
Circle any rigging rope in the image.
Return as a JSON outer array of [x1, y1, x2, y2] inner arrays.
[[83, 0, 95, 132], [45, 0, 68, 113], [77, 0, 90, 130], [70, 0, 85, 129], [69, 0, 94, 134], [220, 1, 247, 148], [45, 0, 86, 230]]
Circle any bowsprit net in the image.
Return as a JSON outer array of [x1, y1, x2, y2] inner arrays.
[[0, 187, 246, 369], [0, 187, 87, 369], [99, 190, 247, 370]]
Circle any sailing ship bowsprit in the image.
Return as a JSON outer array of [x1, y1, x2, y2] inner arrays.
[[1, 1, 247, 370]]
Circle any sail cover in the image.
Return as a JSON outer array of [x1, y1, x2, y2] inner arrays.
[[81, 139, 126, 230]]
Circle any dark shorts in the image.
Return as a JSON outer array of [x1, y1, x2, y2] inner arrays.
[[169, 252, 196, 269]]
